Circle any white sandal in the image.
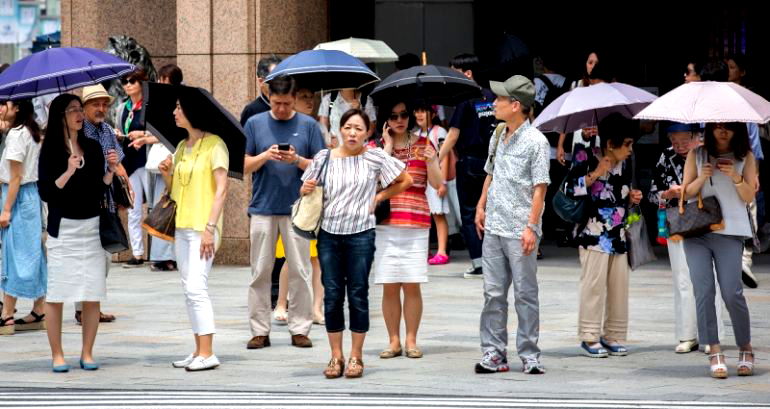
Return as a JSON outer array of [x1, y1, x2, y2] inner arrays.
[[737, 351, 754, 376], [709, 353, 728, 379]]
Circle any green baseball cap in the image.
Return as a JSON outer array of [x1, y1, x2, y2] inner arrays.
[[489, 75, 535, 108]]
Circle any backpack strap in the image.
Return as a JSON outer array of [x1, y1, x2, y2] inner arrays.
[[487, 123, 508, 172], [326, 90, 340, 116]]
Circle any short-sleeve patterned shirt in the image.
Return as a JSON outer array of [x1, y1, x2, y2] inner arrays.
[[483, 120, 551, 239]]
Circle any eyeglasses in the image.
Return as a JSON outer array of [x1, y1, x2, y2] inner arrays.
[[388, 111, 409, 121], [65, 107, 84, 115], [120, 77, 138, 85]]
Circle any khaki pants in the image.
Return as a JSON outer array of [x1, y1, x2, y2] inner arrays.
[[248, 215, 312, 337], [578, 248, 629, 343]]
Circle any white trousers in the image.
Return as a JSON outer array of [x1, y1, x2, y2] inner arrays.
[[127, 167, 147, 258], [668, 240, 725, 341], [176, 229, 216, 335]]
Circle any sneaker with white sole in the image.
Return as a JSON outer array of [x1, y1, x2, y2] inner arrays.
[[464, 266, 483, 279], [474, 350, 509, 373], [172, 353, 195, 368], [522, 357, 545, 374], [185, 355, 220, 371]]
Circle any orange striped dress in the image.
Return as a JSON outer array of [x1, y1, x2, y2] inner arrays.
[[381, 136, 432, 229]]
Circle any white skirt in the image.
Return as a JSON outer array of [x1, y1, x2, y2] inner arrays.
[[373, 225, 429, 284], [425, 185, 450, 215], [46, 217, 108, 303]]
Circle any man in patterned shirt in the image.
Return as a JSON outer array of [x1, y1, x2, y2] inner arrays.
[[474, 75, 550, 375], [76, 84, 132, 325]]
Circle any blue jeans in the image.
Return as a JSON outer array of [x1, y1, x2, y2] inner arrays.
[[317, 228, 376, 333]]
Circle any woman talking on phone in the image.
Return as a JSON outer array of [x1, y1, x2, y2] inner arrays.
[[372, 101, 443, 360], [681, 122, 756, 379]]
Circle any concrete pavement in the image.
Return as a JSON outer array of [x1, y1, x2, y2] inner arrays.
[[0, 244, 768, 404]]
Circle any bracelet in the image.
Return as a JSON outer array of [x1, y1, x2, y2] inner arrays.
[[291, 156, 301, 166]]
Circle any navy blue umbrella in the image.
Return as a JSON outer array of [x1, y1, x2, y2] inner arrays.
[[0, 47, 134, 100], [265, 49, 379, 92]]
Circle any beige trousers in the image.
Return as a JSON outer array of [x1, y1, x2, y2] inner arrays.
[[248, 215, 312, 337], [578, 248, 629, 343]]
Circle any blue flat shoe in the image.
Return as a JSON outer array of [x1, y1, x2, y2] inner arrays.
[[79, 359, 100, 371], [600, 338, 628, 356], [52, 363, 70, 373], [580, 342, 609, 358]]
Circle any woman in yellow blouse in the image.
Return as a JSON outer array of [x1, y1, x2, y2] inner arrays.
[[159, 90, 229, 372]]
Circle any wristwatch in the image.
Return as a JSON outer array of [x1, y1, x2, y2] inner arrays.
[[526, 223, 542, 238]]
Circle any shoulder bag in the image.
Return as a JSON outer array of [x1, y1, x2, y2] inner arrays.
[[291, 150, 330, 239]]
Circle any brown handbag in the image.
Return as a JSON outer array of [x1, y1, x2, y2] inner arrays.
[[142, 191, 176, 242], [666, 186, 724, 241]]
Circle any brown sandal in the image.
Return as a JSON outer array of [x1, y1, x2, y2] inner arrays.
[[344, 357, 364, 378], [323, 357, 344, 379]]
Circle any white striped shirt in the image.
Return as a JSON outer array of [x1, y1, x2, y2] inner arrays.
[[302, 148, 405, 235]]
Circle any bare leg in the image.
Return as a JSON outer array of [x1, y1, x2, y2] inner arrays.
[[193, 334, 200, 357], [33, 297, 45, 315], [350, 331, 366, 359], [381, 283, 402, 351], [328, 331, 344, 359], [434, 214, 449, 256], [45, 302, 65, 366], [197, 334, 214, 358], [80, 301, 100, 363], [1, 293, 17, 318], [402, 283, 423, 350], [311, 257, 324, 322]]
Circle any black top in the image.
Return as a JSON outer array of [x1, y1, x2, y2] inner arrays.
[[448, 88, 498, 159], [240, 95, 270, 126], [38, 133, 107, 238], [120, 100, 147, 177]]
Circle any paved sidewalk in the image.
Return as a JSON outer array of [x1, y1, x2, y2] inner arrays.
[[1, 244, 768, 403]]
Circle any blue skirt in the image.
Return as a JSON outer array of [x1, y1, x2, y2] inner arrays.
[[0, 183, 47, 299]]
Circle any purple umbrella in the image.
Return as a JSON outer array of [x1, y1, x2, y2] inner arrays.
[[0, 47, 135, 100], [532, 82, 658, 133]]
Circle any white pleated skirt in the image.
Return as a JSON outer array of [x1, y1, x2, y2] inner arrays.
[[373, 225, 429, 284], [46, 217, 108, 303]]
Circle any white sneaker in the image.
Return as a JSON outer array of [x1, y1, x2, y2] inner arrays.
[[172, 353, 195, 368], [185, 355, 220, 371]]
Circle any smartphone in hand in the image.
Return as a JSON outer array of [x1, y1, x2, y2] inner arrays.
[[278, 143, 291, 151]]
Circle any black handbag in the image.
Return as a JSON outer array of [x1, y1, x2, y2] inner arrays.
[[111, 174, 134, 209], [552, 175, 588, 224], [99, 197, 129, 253]]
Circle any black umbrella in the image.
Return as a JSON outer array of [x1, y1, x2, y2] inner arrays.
[[144, 82, 245, 179], [369, 65, 482, 106]]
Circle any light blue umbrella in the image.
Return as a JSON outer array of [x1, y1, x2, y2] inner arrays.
[[265, 49, 379, 92], [0, 47, 135, 100]]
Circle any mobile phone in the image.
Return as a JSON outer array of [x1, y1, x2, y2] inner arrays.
[[278, 143, 291, 151], [717, 158, 733, 167]]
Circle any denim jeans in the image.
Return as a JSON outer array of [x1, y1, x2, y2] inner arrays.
[[317, 228, 376, 333]]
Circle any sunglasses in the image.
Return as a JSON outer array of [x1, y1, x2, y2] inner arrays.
[[388, 111, 409, 121], [120, 78, 138, 85]]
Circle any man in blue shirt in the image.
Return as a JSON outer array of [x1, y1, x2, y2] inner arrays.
[[243, 76, 325, 349]]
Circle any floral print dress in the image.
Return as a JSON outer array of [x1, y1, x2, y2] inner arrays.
[[564, 144, 632, 254]]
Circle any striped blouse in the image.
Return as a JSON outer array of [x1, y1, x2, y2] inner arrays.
[[380, 135, 433, 229], [302, 148, 405, 235]]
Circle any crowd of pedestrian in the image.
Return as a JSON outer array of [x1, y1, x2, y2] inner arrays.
[[0, 47, 762, 383]]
